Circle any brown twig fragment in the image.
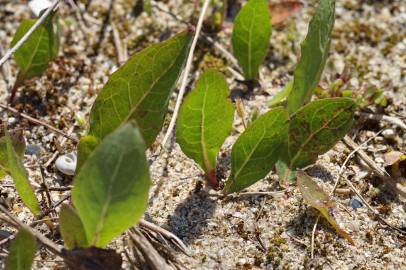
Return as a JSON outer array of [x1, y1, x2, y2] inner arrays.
[[0, 205, 63, 255], [161, 0, 211, 148], [0, 103, 78, 143]]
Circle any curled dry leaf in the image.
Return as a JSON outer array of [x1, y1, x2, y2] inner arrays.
[[269, 1, 303, 25], [297, 170, 354, 245]]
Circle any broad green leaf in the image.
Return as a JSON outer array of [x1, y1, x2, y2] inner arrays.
[[89, 30, 192, 146], [287, 98, 355, 169], [0, 132, 41, 215], [11, 12, 59, 80], [268, 81, 293, 107], [5, 229, 36, 270], [286, 0, 336, 113], [72, 122, 150, 247], [177, 70, 234, 187], [224, 107, 289, 194], [59, 204, 88, 249], [232, 0, 271, 80], [297, 171, 354, 244], [76, 135, 100, 173]]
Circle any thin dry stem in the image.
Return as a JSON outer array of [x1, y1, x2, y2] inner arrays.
[[161, 0, 211, 148], [0, 0, 60, 68]]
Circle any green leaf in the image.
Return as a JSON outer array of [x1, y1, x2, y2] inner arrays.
[[224, 107, 289, 194], [89, 30, 192, 146], [232, 0, 271, 80], [0, 132, 41, 215], [268, 81, 293, 107], [297, 170, 354, 244], [177, 70, 234, 187], [11, 12, 59, 80], [286, 0, 336, 113], [275, 160, 296, 183], [76, 135, 100, 173], [287, 98, 355, 169], [0, 131, 25, 178], [5, 229, 36, 270], [72, 122, 151, 247], [59, 204, 88, 249]]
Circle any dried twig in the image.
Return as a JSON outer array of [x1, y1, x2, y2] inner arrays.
[[0, 0, 61, 68], [161, 0, 211, 148], [0, 103, 78, 143], [311, 131, 385, 258], [0, 205, 63, 255], [128, 228, 174, 270], [356, 112, 406, 130], [139, 219, 188, 256], [151, 1, 244, 81]]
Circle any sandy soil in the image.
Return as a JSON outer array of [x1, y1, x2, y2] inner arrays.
[[0, 0, 405, 269]]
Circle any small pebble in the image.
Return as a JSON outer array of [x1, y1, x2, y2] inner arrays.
[[382, 129, 396, 139], [55, 152, 77, 176], [25, 144, 41, 156], [350, 197, 363, 210]]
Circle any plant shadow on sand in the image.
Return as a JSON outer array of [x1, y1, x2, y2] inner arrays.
[[166, 190, 216, 245]]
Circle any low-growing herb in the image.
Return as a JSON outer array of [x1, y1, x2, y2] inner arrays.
[[286, 0, 335, 113], [232, 0, 271, 80], [72, 122, 150, 247], [177, 69, 234, 188]]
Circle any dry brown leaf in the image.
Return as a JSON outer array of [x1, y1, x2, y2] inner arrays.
[[269, 1, 304, 25]]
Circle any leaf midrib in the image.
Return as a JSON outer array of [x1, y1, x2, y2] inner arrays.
[[200, 82, 212, 172], [93, 152, 124, 245], [233, 111, 280, 181]]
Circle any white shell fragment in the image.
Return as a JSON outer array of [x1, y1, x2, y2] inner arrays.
[[29, 0, 52, 16], [55, 152, 77, 176]]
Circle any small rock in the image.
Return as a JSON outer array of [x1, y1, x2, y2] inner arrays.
[[55, 152, 77, 176], [350, 197, 363, 210], [7, 117, 16, 124], [25, 144, 41, 155], [382, 128, 396, 139]]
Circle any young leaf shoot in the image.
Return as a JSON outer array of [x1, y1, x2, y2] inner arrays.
[[177, 70, 234, 188]]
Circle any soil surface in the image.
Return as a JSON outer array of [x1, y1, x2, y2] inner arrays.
[[0, 0, 405, 269]]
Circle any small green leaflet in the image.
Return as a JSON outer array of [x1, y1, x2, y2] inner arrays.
[[72, 122, 150, 247], [177, 70, 234, 187], [0, 131, 25, 178], [11, 11, 59, 81], [287, 98, 355, 169], [268, 81, 293, 107], [297, 171, 354, 244], [232, 0, 271, 80], [5, 229, 36, 270], [76, 135, 100, 173], [275, 160, 296, 183], [59, 204, 88, 249], [0, 132, 41, 215], [287, 0, 336, 113], [224, 107, 288, 194], [89, 30, 192, 146]]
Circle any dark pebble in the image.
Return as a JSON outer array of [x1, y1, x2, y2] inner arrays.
[[350, 197, 363, 210]]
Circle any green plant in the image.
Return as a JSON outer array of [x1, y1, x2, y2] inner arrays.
[[232, 0, 271, 81], [0, 130, 41, 215], [10, 10, 60, 102], [1, 0, 365, 266]]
